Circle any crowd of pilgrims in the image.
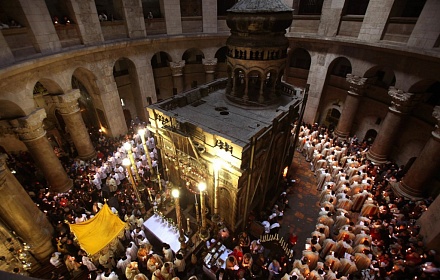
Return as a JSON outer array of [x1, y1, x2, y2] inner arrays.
[[4, 120, 440, 280], [231, 123, 439, 280], [6, 123, 199, 280]]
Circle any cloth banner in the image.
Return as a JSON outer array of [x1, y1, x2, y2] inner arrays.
[[69, 204, 126, 256]]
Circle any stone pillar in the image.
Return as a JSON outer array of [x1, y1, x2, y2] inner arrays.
[[0, 154, 55, 261], [121, 0, 147, 38], [417, 194, 440, 252], [407, 0, 440, 49], [161, 0, 182, 35], [170, 61, 185, 93], [393, 106, 440, 200], [303, 54, 329, 124], [318, 0, 346, 37], [202, 0, 217, 33], [366, 87, 417, 164], [0, 31, 14, 66], [358, 0, 394, 42], [93, 67, 128, 137], [129, 57, 152, 122], [137, 58, 158, 104], [334, 74, 367, 139], [66, 0, 104, 45], [9, 109, 72, 192], [19, 0, 62, 53], [50, 89, 96, 160], [202, 58, 217, 82]]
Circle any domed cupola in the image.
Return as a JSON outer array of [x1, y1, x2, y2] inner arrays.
[[225, 0, 293, 107]]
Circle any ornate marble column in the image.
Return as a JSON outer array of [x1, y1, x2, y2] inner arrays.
[[10, 109, 72, 192], [393, 106, 440, 200], [202, 58, 218, 82], [367, 88, 418, 164], [170, 61, 185, 93], [50, 89, 96, 160], [334, 74, 367, 139], [0, 154, 55, 261]]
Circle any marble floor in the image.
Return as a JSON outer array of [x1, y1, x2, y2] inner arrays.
[[278, 150, 320, 260]]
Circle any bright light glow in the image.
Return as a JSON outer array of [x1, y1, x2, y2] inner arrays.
[[122, 158, 131, 167], [124, 142, 132, 151], [198, 182, 207, 192], [283, 166, 288, 178], [216, 148, 232, 162], [138, 128, 145, 135], [172, 189, 180, 198], [213, 158, 222, 171]]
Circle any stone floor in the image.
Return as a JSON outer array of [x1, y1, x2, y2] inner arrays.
[[278, 150, 320, 260]]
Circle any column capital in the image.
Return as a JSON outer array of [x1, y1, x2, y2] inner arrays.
[[346, 74, 367, 96], [388, 87, 416, 114], [47, 89, 81, 115], [202, 58, 218, 74], [170, 61, 186, 76], [9, 109, 46, 141], [432, 106, 440, 140]]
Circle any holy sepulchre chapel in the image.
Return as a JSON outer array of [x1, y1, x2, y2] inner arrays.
[[0, 0, 439, 280]]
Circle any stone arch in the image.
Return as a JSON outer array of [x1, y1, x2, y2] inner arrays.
[[32, 79, 64, 141], [363, 129, 377, 145], [215, 46, 228, 63], [409, 80, 440, 127], [247, 70, 263, 102], [71, 76, 99, 129], [151, 51, 173, 100], [233, 68, 246, 98], [182, 48, 205, 64], [364, 65, 396, 89], [289, 48, 311, 70], [264, 69, 278, 96], [215, 46, 228, 78], [328, 57, 352, 78], [36, 78, 64, 95], [409, 79, 440, 106], [0, 100, 26, 120], [151, 51, 173, 69], [72, 67, 106, 130], [182, 48, 205, 90], [113, 57, 146, 124]]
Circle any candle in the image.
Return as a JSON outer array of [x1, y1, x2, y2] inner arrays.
[[187, 217, 191, 233]]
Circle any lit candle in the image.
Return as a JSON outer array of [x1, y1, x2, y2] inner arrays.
[[187, 217, 191, 233]]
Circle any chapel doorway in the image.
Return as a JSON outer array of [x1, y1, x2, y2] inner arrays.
[[323, 108, 341, 131], [364, 129, 378, 145]]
